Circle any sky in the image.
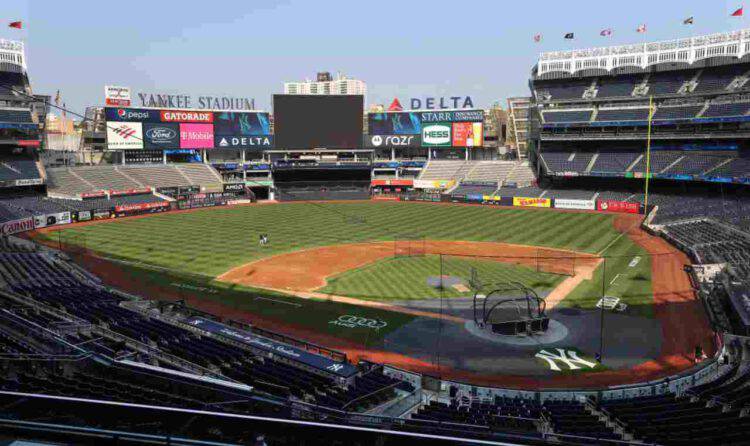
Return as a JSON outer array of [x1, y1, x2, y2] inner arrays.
[[1, 0, 748, 115]]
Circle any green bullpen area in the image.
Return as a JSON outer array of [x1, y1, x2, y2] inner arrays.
[[34, 201, 655, 344]]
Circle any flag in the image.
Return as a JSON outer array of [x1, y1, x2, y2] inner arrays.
[[54, 90, 60, 106], [600, 28, 612, 37], [564, 32, 574, 39], [533, 33, 541, 43], [732, 7, 743, 17], [636, 24, 647, 33], [683, 16, 694, 25], [8, 21, 22, 29]]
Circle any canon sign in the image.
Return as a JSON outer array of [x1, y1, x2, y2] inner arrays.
[[422, 124, 451, 146]]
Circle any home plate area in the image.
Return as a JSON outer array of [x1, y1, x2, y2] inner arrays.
[[378, 304, 661, 378]]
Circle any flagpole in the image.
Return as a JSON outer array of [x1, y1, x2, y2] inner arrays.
[[644, 95, 654, 212]]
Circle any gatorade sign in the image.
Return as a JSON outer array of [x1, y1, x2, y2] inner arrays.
[[422, 123, 451, 146]]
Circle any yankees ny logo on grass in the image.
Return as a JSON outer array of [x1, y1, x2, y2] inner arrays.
[[535, 348, 598, 372], [329, 315, 388, 330]]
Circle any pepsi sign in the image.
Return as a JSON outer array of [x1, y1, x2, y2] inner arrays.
[[105, 107, 160, 122]]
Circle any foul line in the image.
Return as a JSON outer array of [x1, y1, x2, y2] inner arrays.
[[597, 231, 626, 256], [254, 296, 302, 307]]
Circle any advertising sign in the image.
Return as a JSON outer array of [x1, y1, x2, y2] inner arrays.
[[214, 135, 273, 149], [162, 110, 213, 123], [77, 211, 92, 222], [81, 191, 107, 199], [114, 201, 170, 213], [422, 123, 452, 146], [213, 111, 270, 136], [13, 178, 44, 187], [419, 110, 484, 123], [554, 199, 596, 210], [513, 197, 551, 208], [452, 122, 482, 147], [413, 179, 456, 189], [365, 134, 421, 148], [597, 200, 641, 214], [185, 316, 358, 378], [110, 188, 152, 196], [370, 179, 414, 187], [143, 123, 179, 148], [106, 122, 144, 149], [105, 86, 131, 107], [0, 217, 34, 235], [368, 112, 422, 135], [180, 123, 214, 149], [223, 183, 245, 193], [409, 96, 475, 110], [34, 212, 71, 228], [105, 107, 160, 122]]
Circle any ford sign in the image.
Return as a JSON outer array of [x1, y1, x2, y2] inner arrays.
[[143, 123, 179, 148], [146, 127, 177, 141]]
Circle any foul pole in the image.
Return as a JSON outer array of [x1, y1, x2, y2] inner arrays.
[[644, 95, 655, 211]]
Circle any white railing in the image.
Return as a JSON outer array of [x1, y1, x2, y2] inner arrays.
[[538, 28, 750, 76]]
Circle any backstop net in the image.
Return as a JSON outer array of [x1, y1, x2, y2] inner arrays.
[[394, 234, 426, 258]]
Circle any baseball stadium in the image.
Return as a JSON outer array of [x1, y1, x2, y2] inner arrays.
[[1, 12, 750, 446]]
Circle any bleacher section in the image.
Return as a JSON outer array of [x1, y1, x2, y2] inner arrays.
[[0, 194, 165, 221], [418, 160, 472, 182], [595, 76, 640, 98], [0, 246, 404, 413], [701, 102, 750, 118], [46, 164, 223, 196], [542, 109, 592, 123], [595, 108, 650, 122], [0, 157, 41, 184], [540, 150, 749, 180]]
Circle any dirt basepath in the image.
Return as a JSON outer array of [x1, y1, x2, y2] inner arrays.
[[616, 214, 716, 368], [217, 240, 599, 314]]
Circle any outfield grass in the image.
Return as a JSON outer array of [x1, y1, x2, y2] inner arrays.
[[319, 255, 565, 300], [45, 202, 618, 276], [39, 202, 653, 315]]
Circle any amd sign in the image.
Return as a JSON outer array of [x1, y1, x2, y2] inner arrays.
[[410, 96, 474, 110], [367, 135, 420, 148]]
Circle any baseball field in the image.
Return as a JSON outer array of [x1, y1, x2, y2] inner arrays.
[[30, 200, 711, 387]]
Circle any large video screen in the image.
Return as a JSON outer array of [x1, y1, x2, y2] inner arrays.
[[273, 95, 363, 149], [366, 110, 484, 148], [104, 107, 273, 150]]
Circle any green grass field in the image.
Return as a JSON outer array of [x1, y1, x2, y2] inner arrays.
[[319, 255, 565, 300], [38, 201, 654, 317]]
